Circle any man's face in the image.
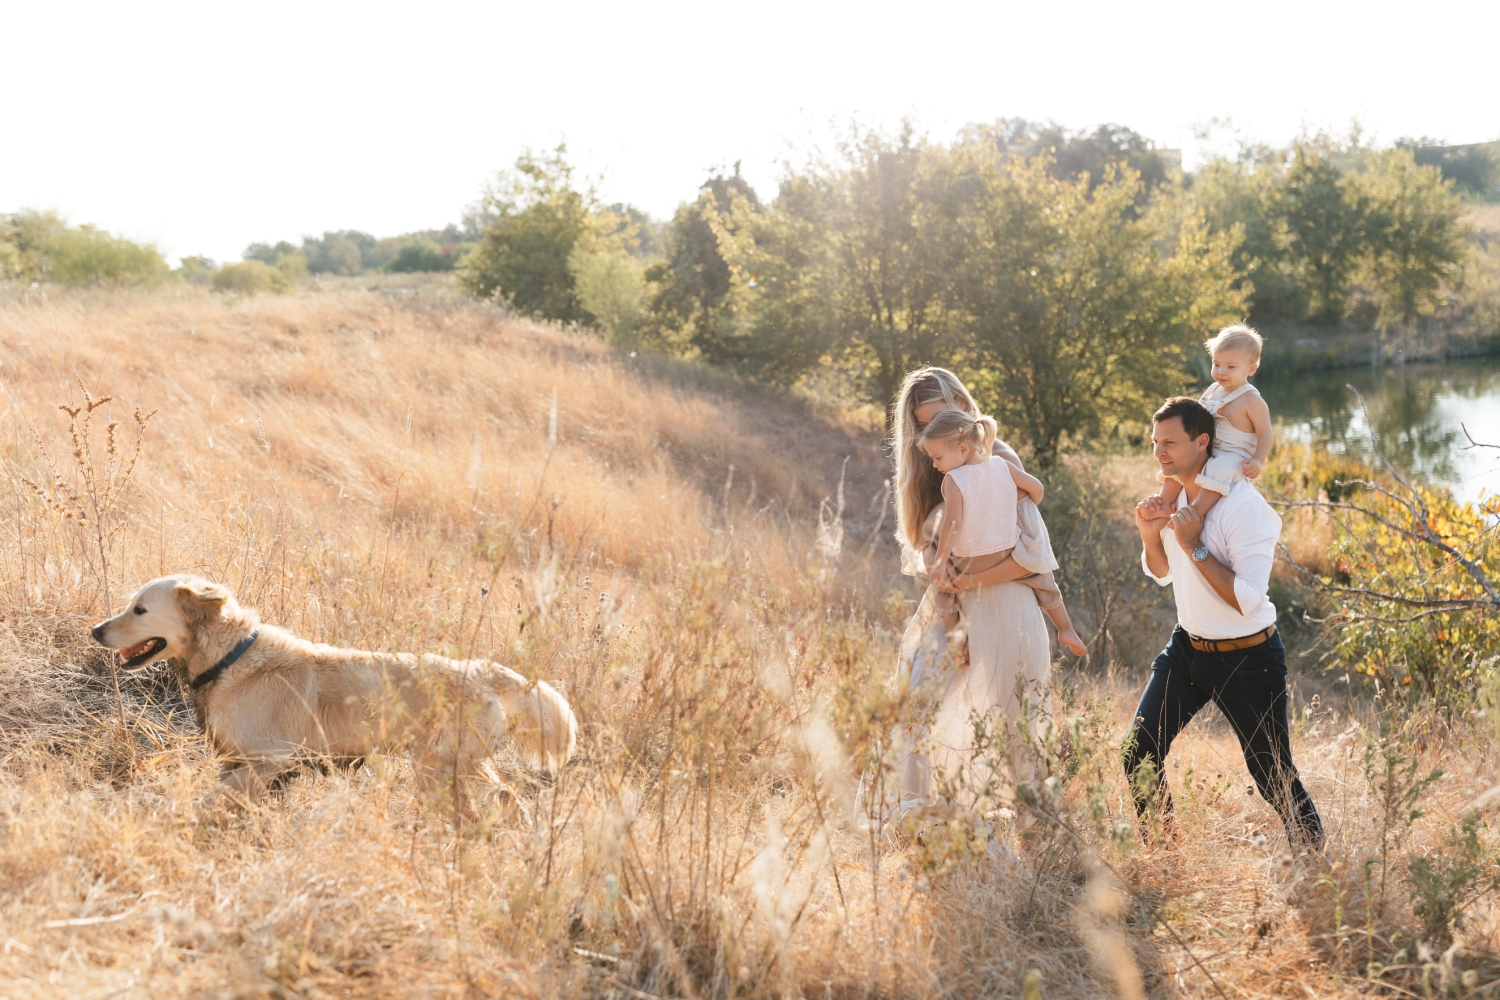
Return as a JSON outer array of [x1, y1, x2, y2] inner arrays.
[[1152, 416, 1210, 481]]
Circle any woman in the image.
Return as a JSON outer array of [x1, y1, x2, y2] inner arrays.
[[886, 367, 1055, 815]]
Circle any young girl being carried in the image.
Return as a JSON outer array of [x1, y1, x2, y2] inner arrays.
[[918, 408, 1086, 656]]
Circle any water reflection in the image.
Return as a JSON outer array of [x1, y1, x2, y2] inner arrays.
[[1257, 356, 1500, 505]]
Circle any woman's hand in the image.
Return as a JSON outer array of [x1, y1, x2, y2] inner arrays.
[[932, 560, 962, 593]]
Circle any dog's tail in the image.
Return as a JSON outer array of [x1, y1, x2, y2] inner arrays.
[[491, 665, 578, 773]]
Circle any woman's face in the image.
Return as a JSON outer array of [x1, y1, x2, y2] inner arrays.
[[906, 401, 942, 428], [912, 399, 963, 431]]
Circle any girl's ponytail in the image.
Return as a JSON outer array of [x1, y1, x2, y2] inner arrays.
[[973, 413, 997, 457]]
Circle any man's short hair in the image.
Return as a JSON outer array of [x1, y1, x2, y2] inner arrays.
[[1153, 396, 1215, 452], [1205, 323, 1263, 362]]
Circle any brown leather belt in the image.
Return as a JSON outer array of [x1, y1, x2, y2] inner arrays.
[[1188, 625, 1276, 653]]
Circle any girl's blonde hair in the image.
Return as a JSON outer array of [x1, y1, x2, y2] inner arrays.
[[891, 366, 978, 549], [920, 408, 998, 459]]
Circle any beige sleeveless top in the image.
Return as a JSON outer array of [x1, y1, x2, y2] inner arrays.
[[1200, 383, 1262, 460], [946, 459, 1017, 556]]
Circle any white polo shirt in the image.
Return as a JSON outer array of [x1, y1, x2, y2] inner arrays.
[[1141, 479, 1280, 640]]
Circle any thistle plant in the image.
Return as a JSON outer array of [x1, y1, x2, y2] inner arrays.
[[17, 377, 156, 728]]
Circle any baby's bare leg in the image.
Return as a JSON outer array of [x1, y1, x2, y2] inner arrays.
[[1158, 476, 1184, 503], [1190, 487, 1226, 517]]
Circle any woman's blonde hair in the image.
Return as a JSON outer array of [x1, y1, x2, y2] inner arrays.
[[891, 367, 978, 549], [921, 408, 998, 459]]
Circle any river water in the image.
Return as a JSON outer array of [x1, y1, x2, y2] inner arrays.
[[1258, 355, 1500, 508]]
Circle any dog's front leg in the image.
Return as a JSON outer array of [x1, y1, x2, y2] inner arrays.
[[201, 757, 292, 811]]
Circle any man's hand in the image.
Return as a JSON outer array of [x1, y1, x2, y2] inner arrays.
[[1241, 457, 1263, 479], [1169, 504, 1204, 548]]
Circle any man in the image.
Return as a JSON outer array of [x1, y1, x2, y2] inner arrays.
[[1124, 397, 1323, 849]]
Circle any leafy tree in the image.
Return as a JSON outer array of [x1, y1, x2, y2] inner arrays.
[[1279, 147, 1367, 324], [0, 211, 51, 281], [1396, 137, 1499, 198], [461, 145, 598, 321], [242, 240, 308, 284], [641, 168, 761, 354], [954, 151, 1246, 460], [1353, 148, 1471, 336], [0, 225, 19, 280], [300, 231, 374, 275], [759, 126, 967, 407], [1189, 157, 1296, 320], [966, 119, 1177, 201], [1188, 141, 1469, 331], [176, 255, 217, 284], [605, 203, 660, 260], [245, 240, 300, 266], [697, 175, 840, 384]]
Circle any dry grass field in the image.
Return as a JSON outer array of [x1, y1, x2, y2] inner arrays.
[[0, 284, 1496, 999]]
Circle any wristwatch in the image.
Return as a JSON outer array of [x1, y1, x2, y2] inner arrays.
[[1191, 546, 1210, 563]]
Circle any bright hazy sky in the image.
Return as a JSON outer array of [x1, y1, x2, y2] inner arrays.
[[6, 0, 1497, 265]]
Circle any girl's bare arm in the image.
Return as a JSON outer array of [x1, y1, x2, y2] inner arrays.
[[993, 440, 1023, 471], [933, 476, 963, 571], [1011, 466, 1045, 504]]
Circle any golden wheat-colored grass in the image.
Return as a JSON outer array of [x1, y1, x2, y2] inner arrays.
[[0, 284, 1495, 999]]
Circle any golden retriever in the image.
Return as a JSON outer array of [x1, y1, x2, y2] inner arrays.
[[91, 574, 577, 808]]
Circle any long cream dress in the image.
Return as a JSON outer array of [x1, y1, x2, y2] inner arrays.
[[889, 505, 1055, 809]]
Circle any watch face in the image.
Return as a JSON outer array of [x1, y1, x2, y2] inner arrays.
[[1192, 546, 1209, 562]]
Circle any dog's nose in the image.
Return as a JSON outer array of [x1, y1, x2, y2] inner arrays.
[[90, 623, 107, 644]]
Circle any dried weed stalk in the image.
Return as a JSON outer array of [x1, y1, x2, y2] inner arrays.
[[15, 376, 156, 729]]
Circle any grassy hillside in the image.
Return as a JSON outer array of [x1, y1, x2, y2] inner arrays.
[[0, 286, 1495, 998]]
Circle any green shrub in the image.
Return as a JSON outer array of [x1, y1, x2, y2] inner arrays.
[[1265, 442, 1499, 696], [213, 260, 275, 293], [0, 237, 19, 280], [567, 245, 643, 342], [1, 211, 167, 286], [1405, 811, 1497, 944], [384, 238, 453, 273], [50, 226, 168, 285]]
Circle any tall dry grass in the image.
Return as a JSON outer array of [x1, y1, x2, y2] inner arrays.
[[0, 284, 1496, 999]]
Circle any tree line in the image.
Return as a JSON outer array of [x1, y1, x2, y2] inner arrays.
[[0, 213, 478, 294], [466, 124, 1481, 456], [2, 122, 1486, 457]]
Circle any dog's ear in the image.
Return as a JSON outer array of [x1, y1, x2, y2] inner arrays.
[[175, 578, 233, 622]]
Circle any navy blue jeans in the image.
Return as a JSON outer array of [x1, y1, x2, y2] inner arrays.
[[1123, 625, 1324, 847]]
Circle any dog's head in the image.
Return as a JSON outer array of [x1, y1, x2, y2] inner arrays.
[[90, 575, 238, 668]]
